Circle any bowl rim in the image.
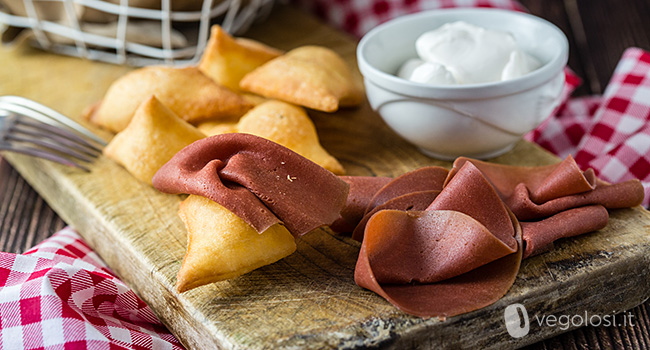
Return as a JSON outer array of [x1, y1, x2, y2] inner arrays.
[[356, 8, 570, 100]]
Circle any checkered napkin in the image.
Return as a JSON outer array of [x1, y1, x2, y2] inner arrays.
[[289, 0, 527, 38], [0, 227, 184, 349], [527, 48, 650, 206]]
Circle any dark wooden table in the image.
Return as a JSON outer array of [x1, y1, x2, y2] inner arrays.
[[1, 0, 649, 349]]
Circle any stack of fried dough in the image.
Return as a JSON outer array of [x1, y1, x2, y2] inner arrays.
[[87, 25, 363, 292]]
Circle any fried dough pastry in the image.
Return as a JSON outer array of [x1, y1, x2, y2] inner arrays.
[[240, 45, 364, 112], [103, 96, 206, 184], [196, 119, 239, 135], [198, 25, 282, 92], [197, 100, 345, 174], [176, 195, 296, 292], [237, 100, 345, 174], [88, 66, 252, 132], [240, 93, 268, 106], [329, 176, 391, 233], [355, 162, 522, 318], [153, 133, 349, 237], [450, 156, 644, 220], [448, 156, 644, 257]]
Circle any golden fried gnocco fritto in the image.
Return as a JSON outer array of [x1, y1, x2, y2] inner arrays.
[[196, 119, 239, 136], [197, 100, 345, 174], [88, 66, 253, 133], [103, 95, 206, 185], [240, 45, 364, 112], [198, 25, 283, 92], [176, 195, 297, 293], [237, 100, 345, 174]]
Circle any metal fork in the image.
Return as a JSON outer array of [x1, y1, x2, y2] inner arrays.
[[0, 96, 106, 171]]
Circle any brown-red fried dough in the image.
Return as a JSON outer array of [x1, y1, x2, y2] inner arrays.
[[449, 156, 644, 220], [330, 176, 392, 234], [332, 167, 448, 235], [521, 205, 609, 258], [356, 232, 522, 318], [506, 178, 644, 221], [355, 162, 521, 318], [447, 156, 643, 257], [429, 162, 517, 249], [152, 133, 349, 237], [351, 190, 440, 242], [366, 166, 449, 213]]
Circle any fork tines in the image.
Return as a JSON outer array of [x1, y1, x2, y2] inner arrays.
[[0, 96, 105, 171]]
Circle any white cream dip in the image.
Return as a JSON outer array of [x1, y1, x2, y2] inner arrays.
[[397, 21, 542, 85]]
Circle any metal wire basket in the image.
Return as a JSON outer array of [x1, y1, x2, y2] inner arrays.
[[0, 0, 276, 66]]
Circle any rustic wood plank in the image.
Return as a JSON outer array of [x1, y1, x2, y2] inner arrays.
[[0, 158, 66, 253], [571, 0, 650, 93], [519, 0, 592, 96], [520, 0, 650, 97], [6, 144, 650, 350], [2, 4, 650, 349], [524, 0, 650, 96]]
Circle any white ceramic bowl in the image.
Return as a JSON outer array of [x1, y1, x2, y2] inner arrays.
[[357, 8, 569, 160]]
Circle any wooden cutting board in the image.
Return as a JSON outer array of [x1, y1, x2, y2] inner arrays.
[[2, 5, 650, 349]]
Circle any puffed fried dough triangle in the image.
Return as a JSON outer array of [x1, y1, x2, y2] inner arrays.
[[103, 95, 206, 185], [88, 66, 253, 132], [237, 100, 345, 174], [176, 195, 297, 292], [196, 119, 239, 135], [240, 45, 364, 112], [198, 25, 283, 92], [197, 100, 345, 174]]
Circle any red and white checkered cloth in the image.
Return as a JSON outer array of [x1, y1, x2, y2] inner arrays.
[[0, 227, 184, 349], [289, 0, 527, 38], [1, 1, 649, 349], [526, 48, 650, 206]]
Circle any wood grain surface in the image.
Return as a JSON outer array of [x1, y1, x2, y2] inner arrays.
[[1, 1, 650, 349]]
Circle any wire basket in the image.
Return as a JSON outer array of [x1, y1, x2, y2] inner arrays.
[[0, 0, 276, 66]]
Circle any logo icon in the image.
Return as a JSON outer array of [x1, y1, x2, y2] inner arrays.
[[504, 303, 530, 338]]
